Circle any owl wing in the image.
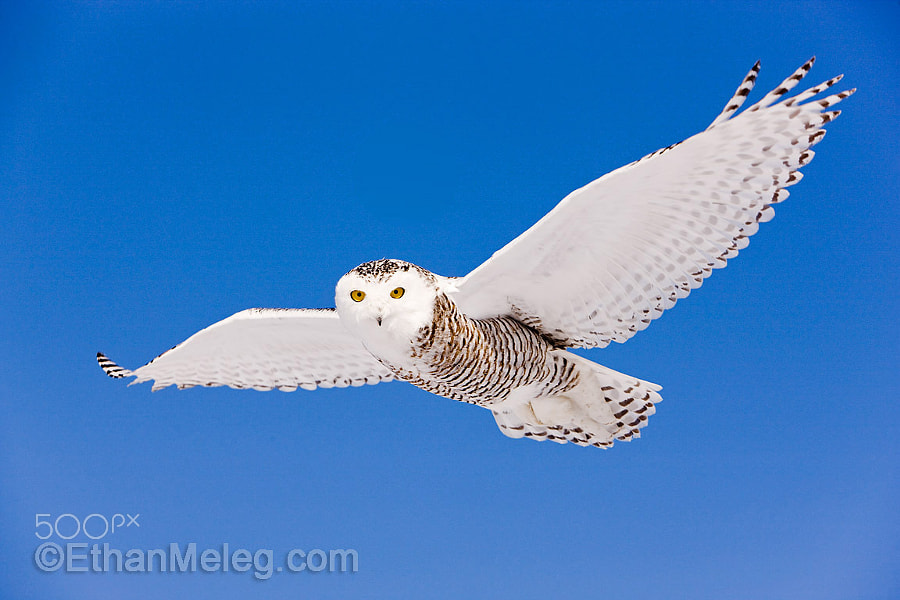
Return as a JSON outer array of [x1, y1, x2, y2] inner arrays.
[[97, 308, 394, 391], [449, 58, 854, 348]]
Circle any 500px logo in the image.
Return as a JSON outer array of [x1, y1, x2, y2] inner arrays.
[[35, 513, 140, 540]]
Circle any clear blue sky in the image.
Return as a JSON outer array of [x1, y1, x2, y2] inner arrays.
[[1, 1, 897, 598]]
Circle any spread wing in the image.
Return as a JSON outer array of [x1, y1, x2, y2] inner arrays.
[[97, 308, 394, 391], [450, 58, 854, 348]]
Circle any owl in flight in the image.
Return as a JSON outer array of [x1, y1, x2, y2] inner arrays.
[[99, 58, 853, 448]]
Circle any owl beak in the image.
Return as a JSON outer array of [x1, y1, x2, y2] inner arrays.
[[376, 315, 383, 326]]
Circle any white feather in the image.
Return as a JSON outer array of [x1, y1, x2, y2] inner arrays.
[[450, 61, 854, 349], [101, 308, 393, 392]]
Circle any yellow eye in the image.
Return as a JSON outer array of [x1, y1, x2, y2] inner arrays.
[[390, 287, 405, 299], [350, 290, 366, 302]]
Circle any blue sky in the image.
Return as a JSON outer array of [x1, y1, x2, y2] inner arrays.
[[1, 1, 897, 598]]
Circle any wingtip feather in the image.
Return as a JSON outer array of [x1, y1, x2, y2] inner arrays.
[[96, 351, 134, 379]]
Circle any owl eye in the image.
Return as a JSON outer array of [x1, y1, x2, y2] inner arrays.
[[390, 287, 405, 299], [350, 290, 366, 302]]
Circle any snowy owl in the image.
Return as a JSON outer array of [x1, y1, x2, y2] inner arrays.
[[98, 58, 853, 448]]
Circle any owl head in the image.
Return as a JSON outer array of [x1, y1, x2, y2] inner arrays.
[[335, 259, 440, 361]]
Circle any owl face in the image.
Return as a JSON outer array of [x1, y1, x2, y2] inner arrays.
[[335, 260, 438, 364]]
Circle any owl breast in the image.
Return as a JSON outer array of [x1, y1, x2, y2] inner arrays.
[[386, 293, 580, 406]]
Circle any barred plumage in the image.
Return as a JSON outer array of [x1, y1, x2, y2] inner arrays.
[[97, 352, 132, 379], [398, 292, 579, 406], [707, 60, 761, 128], [98, 59, 852, 449]]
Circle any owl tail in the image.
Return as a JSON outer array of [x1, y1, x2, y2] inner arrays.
[[490, 351, 663, 449]]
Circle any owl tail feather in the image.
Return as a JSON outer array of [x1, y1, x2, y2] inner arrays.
[[490, 351, 662, 449]]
